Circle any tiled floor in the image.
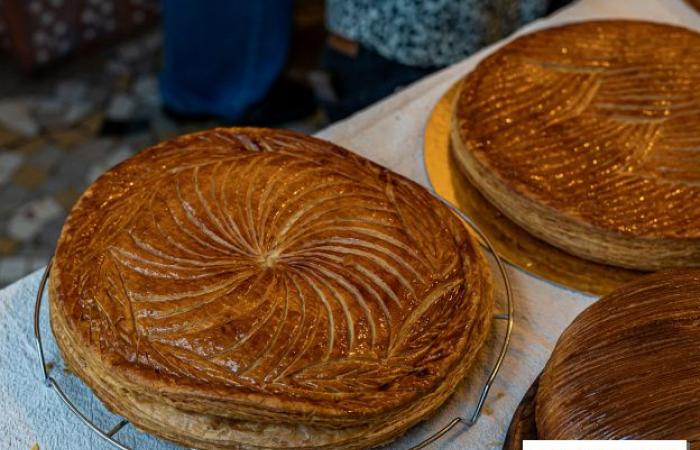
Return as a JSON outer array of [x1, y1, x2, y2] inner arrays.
[[0, 28, 323, 286]]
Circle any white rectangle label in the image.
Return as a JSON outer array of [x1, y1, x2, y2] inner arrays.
[[524, 441, 688, 450]]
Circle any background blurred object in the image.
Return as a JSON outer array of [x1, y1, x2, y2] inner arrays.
[[0, 0, 159, 70], [320, 0, 560, 121], [0, 0, 325, 287], [159, 0, 291, 122], [0, 28, 163, 286], [0, 0, 570, 286]]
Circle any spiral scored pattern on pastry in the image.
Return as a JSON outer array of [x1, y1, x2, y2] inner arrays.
[[49, 128, 493, 449], [536, 270, 700, 445], [452, 20, 700, 270]]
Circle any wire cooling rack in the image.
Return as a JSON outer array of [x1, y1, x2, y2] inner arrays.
[[33, 196, 514, 450]]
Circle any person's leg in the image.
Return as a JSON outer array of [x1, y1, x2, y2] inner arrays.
[[160, 0, 293, 122], [320, 43, 436, 122]]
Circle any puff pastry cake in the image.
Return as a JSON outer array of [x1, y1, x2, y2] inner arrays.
[[451, 20, 700, 270], [536, 270, 700, 445], [49, 128, 493, 449]]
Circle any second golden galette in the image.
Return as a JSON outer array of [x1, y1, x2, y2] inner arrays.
[[452, 20, 700, 270]]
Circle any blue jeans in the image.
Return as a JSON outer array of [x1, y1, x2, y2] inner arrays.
[[321, 44, 436, 122], [160, 0, 293, 121]]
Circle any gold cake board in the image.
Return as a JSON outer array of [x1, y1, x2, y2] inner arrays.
[[424, 82, 644, 296]]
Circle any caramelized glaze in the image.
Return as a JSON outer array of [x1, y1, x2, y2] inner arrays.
[[455, 21, 700, 237], [49, 128, 493, 440]]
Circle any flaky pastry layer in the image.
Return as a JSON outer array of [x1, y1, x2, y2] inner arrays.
[[452, 21, 700, 270], [49, 127, 494, 447]]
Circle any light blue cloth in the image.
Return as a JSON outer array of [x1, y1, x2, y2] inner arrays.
[[0, 270, 178, 450], [0, 269, 507, 450]]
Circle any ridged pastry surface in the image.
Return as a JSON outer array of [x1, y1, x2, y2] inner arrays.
[[454, 21, 700, 238], [49, 128, 492, 428], [536, 270, 700, 445]]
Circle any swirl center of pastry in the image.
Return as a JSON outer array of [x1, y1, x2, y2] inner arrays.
[[54, 129, 485, 400], [259, 248, 282, 268]]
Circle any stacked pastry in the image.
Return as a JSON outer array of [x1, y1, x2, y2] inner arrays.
[[505, 270, 700, 447], [451, 20, 700, 270], [49, 128, 494, 449]]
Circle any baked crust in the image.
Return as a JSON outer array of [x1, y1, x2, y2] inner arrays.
[[51, 250, 491, 449], [536, 270, 700, 445], [451, 20, 700, 270], [49, 128, 493, 448]]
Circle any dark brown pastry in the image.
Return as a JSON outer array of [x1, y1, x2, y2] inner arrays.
[[49, 127, 493, 449], [452, 20, 700, 270], [536, 270, 700, 446], [687, 0, 700, 13]]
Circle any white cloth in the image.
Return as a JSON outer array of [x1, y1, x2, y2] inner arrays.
[[1, 1, 697, 448]]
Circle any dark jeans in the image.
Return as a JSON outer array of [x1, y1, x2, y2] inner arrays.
[[320, 45, 437, 122], [160, 0, 293, 121]]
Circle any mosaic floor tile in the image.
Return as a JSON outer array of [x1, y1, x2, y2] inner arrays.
[[0, 236, 18, 256], [16, 138, 49, 156], [49, 128, 90, 148], [0, 26, 323, 287], [0, 256, 30, 284], [12, 165, 49, 190], [0, 153, 24, 187], [53, 187, 81, 210], [0, 98, 39, 137], [6, 196, 63, 242], [80, 112, 104, 135], [0, 128, 21, 147], [28, 145, 62, 169]]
